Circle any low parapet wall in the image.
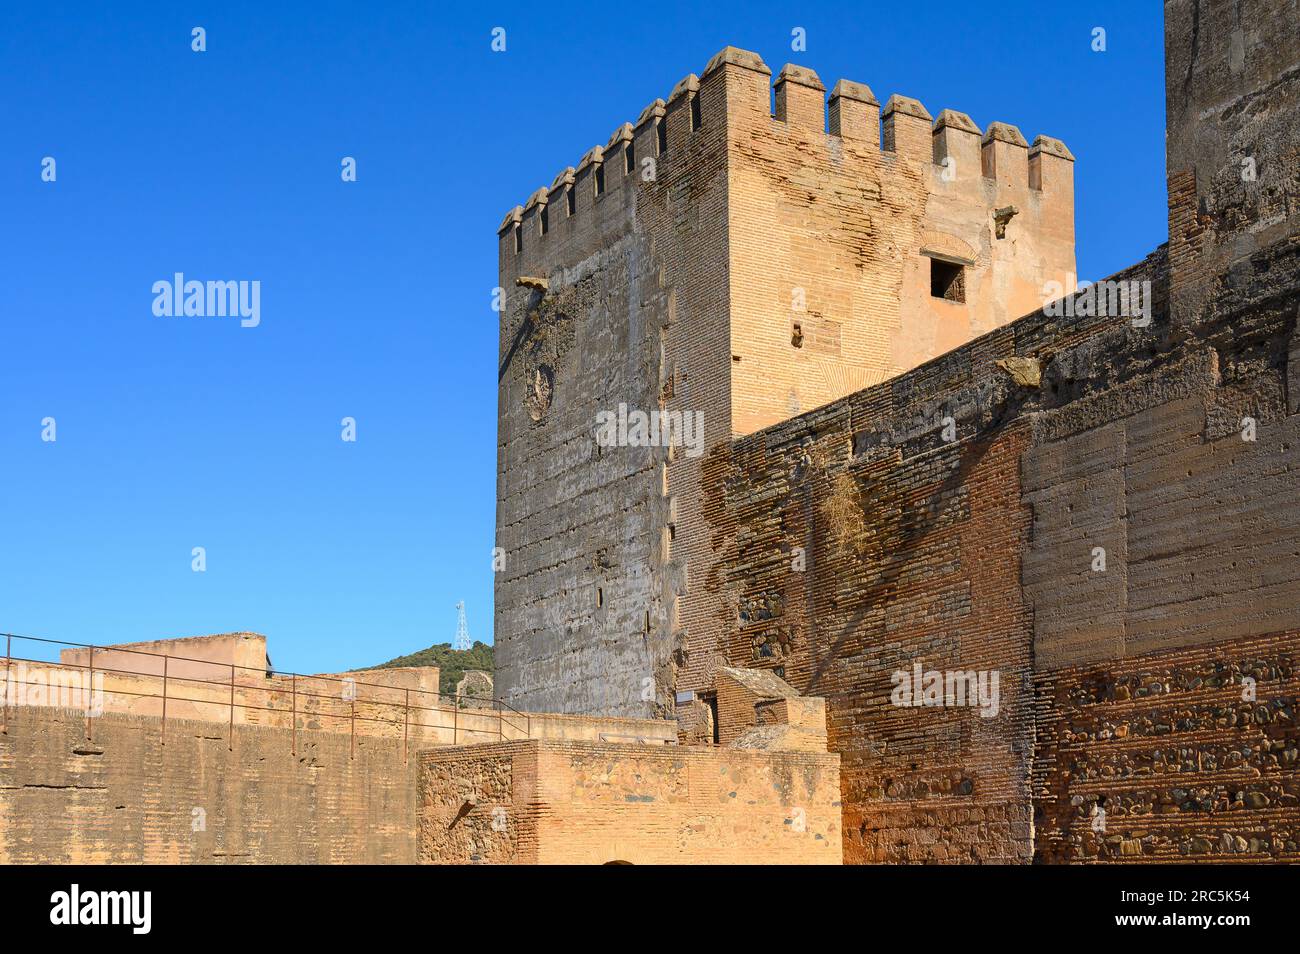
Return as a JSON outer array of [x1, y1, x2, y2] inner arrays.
[[2, 656, 675, 749], [0, 706, 418, 864]]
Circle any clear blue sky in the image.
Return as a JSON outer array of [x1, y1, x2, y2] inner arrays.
[[0, 1, 1166, 674]]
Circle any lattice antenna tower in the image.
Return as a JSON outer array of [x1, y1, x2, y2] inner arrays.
[[454, 601, 470, 652]]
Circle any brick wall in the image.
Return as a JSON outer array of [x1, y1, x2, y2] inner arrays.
[[725, 65, 1075, 438], [701, 230, 1300, 862], [705, 409, 1037, 863]]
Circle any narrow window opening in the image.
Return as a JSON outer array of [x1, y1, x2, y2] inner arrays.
[[513, 224, 522, 254], [595, 165, 605, 197], [656, 119, 667, 155], [596, 586, 603, 608], [566, 187, 576, 216], [930, 259, 965, 302], [690, 94, 702, 131], [625, 142, 635, 174], [540, 206, 549, 235]]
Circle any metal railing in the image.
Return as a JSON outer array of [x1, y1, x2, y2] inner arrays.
[[0, 632, 529, 761]]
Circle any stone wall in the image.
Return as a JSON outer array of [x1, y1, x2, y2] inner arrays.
[[698, 215, 1300, 862], [0, 705, 418, 864], [1033, 631, 1300, 863], [417, 739, 841, 864], [1164, 0, 1300, 332], [700, 382, 1043, 862], [492, 61, 720, 720]]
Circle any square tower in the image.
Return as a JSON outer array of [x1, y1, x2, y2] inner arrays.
[[494, 47, 1076, 719]]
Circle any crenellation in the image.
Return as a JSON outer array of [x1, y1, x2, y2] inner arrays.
[[667, 71, 699, 104], [881, 93, 933, 160], [604, 122, 633, 153], [827, 79, 879, 145], [634, 97, 666, 129], [523, 186, 548, 213], [707, 47, 772, 118], [662, 71, 700, 153], [773, 63, 826, 130], [497, 47, 1076, 269], [981, 121, 1030, 195], [604, 122, 634, 183], [632, 98, 666, 171], [548, 166, 575, 195], [498, 205, 522, 235], [931, 109, 982, 181], [701, 45, 770, 79], [575, 144, 603, 174]]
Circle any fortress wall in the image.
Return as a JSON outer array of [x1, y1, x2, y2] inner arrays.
[[703, 405, 1039, 863], [0, 705, 418, 864], [1033, 631, 1300, 863], [493, 52, 742, 720], [3, 656, 676, 751], [1165, 0, 1300, 332], [495, 46, 1078, 722], [494, 152, 671, 718], [703, 233, 1300, 861], [417, 739, 841, 865]]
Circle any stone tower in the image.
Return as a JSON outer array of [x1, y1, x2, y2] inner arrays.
[[494, 47, 1076, 718]]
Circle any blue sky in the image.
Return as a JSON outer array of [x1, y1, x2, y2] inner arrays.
[[0, 1, 1166, 674]]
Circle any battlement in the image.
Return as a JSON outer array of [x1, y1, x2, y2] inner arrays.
[[497, 45, 1074, 259], [496, 43, 1080, 727]]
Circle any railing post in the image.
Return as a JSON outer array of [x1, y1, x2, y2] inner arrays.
[[3, 634, 10, 736], [291, 673, 297, 757], [350, 690, 356, 760], [85, 646, 95, 742], [228, 663, 235, 751], [161, 655, 168, 745], [403, 688, 410, 763], [453, 695, 458, 745]]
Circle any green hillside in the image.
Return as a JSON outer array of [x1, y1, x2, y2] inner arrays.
[[365, 640, 493, 698]]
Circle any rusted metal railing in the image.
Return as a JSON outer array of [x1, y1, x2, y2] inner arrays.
[[0, 631, 529, 762], [3, 633, 10, 736], [160, 655, 168, 745]]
